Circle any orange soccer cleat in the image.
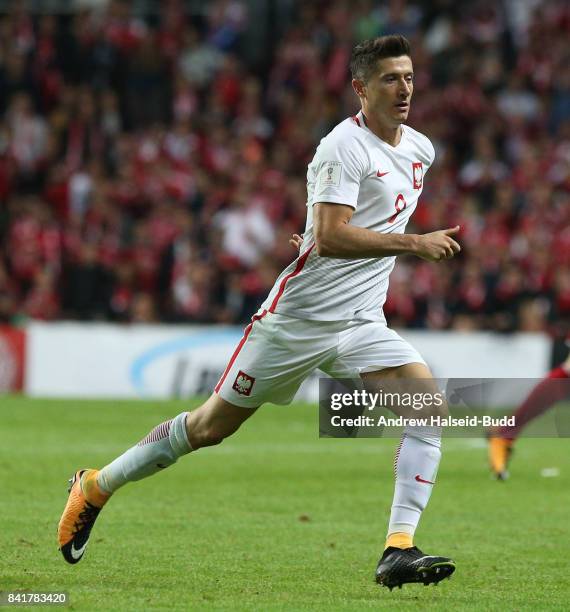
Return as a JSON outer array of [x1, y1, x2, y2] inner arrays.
[[57, 469, 110, 564], [487, 435, 514, 481]]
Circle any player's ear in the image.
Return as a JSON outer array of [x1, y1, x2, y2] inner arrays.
[[352, 78, 366, 100]]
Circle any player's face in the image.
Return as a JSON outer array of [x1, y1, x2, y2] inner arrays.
[[357, 56, 414, 127]]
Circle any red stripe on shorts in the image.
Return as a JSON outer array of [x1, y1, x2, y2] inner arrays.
[[214, 309, 268, 394], [269, 244, 315, 313]]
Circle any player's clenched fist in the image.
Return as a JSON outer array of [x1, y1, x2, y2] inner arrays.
[[416, 226, 461, 262]]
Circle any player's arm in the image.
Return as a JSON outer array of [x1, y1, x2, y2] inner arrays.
[[313, 202, 461, 261]]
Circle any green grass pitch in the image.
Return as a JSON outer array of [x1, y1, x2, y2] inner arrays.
[[2, 396, 570, 611]]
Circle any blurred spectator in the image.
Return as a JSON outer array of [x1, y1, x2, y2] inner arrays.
[[6, 93, 47, 179], [214, 188, 276, 268], [21, 267, 59, 320], [178, 26, 223, 88], [64, 242, 111, 320], [130, 292, 158, 323], [0, 259, 18, 323]]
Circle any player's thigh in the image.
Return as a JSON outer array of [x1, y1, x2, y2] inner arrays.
[[215, 311, 337, 409], [363, 361, 433, 379], [324, 321, 427, 378], [361, 362, 448, 418], [325, 322, 446, 418], [186, 393, 258, 449]]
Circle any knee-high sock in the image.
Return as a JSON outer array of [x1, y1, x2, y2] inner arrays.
[[97, 412, 192, 494], [387, 426, 442, 538]]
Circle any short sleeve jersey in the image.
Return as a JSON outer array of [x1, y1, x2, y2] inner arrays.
[[260, 109, 436, 321]]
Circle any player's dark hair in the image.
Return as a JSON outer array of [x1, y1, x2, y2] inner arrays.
[[350, 35, 411, 83]]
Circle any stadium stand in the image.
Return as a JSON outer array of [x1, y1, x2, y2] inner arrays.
[[0, 0, 568, 333]]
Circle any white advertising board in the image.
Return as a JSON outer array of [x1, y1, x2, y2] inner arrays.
[[26, 322, 551, 405]]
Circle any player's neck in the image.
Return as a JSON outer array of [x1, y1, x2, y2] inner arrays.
[[360, 111, 402, 147]]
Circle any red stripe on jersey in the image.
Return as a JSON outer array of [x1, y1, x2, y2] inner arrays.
[[269, 244, 315, 313], [214, 309, 267, 394], [352, 115, 361, 127]]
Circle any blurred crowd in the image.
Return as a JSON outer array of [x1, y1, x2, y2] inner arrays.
[[0, 0, 569, 334]]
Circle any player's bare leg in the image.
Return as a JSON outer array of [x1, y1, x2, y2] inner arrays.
[[488, 353, 570, 480], [58, 394, 257, 563], [361, 362, 455, 589]]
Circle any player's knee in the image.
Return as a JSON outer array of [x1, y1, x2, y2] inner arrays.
[[201, 426, 227, 448], [185, 395, 255, 449], [425, 396, 449, 419], [187, 424, 226, 449]]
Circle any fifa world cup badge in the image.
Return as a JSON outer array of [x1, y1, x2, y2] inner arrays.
[[320, 161, 342, 186]]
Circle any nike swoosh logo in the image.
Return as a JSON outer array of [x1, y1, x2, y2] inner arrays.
[[70, 541, 88, 560], [415, 474, 435, 484], [376, 170, 389, 177]]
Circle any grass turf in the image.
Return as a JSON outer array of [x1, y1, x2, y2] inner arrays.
[[1, 396, 570, 611]]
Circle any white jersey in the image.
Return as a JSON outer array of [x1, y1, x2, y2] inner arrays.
[[260, 109, 435, 322]]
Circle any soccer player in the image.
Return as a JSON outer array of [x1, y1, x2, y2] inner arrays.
[[58, 35, 461, 590], [488, 349, 570, 480]]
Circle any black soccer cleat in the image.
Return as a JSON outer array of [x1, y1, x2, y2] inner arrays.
[[375, 546, 456, 590]]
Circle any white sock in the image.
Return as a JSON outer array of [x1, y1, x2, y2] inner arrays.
[[97, 412, 192, 494], [387, 426, 442, 538]]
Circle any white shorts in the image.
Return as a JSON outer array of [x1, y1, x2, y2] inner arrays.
[[215, 311, 426, 408]]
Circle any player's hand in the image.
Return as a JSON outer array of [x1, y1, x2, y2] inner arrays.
[[416, 226, 461, 262], [289, 233, 304, 251]]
